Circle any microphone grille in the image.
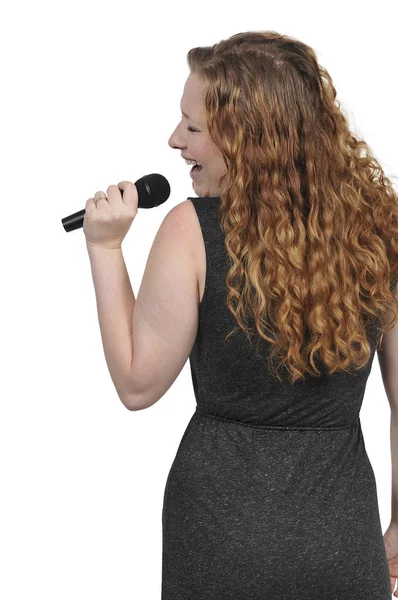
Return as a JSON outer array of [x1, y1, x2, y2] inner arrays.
[[135, 173, 171, 209]]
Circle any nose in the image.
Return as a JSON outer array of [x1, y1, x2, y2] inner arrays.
[[168, 124, 186, 152]]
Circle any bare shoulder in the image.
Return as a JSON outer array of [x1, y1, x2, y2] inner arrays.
[[180, 199, 206, 304]]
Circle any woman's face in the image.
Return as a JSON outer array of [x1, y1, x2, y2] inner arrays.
[[168, 72, 227, 197]]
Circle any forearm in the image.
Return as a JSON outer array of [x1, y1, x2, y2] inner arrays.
[[390, 409, 398, 523], [86, 244, 135, 406]]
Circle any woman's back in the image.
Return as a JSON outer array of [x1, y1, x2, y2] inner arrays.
[[161, 196, 391, 599]]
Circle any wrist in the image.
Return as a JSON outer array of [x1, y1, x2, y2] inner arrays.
[[86, 242, 123, 252]]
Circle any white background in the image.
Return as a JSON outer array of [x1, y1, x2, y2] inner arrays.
[[1, 0, 397, 598]]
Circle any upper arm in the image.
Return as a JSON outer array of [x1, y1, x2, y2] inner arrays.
[[125, 200, 200, 410], [377, 281, 398, 409]]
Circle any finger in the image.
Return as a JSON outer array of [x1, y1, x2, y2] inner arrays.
[[105, 185, 121, 207], [94, 190, 107, 201], [85, 197, 96, 211], [117, 181, 138, 209], [388, 557, 398, 576]]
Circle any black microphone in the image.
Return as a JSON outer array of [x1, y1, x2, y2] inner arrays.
[[61, 173, 171, 232]]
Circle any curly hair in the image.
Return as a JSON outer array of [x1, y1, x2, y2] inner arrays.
[[186, 30, 398, 384]]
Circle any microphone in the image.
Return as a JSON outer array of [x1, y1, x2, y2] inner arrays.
[[61, 173, 171, 232]]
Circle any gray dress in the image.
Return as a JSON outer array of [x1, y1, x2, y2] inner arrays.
[[161, 196, 391, 599]]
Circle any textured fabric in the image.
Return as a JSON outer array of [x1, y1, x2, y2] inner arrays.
[[161, 196, 391, 599]]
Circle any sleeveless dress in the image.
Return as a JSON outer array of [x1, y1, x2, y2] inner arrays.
[[161, 196, 391, 599]]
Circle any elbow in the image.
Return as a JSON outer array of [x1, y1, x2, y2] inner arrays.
[[126, 402, 144, 412], [117, 390, 141, 411], [122, 395, 140, 411], [121, 390, 149, 411]]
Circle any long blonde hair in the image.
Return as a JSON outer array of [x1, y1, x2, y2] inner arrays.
[[187, 30, 398, 383]]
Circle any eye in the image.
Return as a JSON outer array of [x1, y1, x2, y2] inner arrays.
[[179, 115, 199, 132]]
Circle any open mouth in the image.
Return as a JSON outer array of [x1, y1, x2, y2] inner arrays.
[[190, 164, 203, 179]]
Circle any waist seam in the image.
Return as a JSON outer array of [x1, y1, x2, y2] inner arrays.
[[194, 407, 360, 431]]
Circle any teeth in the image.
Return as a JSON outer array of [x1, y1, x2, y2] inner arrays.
[[185, 159, 201, 166]]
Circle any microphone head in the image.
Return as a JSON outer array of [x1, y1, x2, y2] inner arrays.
[[135, 173, 171, 208]]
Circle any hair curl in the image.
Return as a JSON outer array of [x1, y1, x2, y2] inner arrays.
[[187, 30, 398, 383]]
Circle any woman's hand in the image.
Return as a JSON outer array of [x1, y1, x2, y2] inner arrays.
[[383, 522, 398, 596], [83, 181, 138, 250]]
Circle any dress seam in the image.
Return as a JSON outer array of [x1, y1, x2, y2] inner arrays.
[[194, 406, 359, 431]]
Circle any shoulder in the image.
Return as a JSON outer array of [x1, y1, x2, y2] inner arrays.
[[156, 200, 202, 270], [170, 197, 219, 225], [163, 199, 200, 240], [169, 198, 197, 219]]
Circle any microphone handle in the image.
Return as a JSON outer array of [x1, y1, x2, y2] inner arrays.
[[62, 208, 87, 232]]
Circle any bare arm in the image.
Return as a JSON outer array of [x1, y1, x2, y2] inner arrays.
[[377, 282, 398, 522], [391, 410, 398, 524]]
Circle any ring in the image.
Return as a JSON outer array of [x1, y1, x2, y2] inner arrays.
[[94, 192, 107, 204]]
